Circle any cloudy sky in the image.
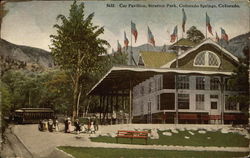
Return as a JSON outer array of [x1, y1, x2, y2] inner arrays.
[[1, 0, 249, 53]]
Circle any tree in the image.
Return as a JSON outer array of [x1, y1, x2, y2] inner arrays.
[[186, 26, 205, 43], [229, 46, 249, 117], [50, 1, 109, 119]]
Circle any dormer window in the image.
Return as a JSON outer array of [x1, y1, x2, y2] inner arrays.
[[194, 51, 220, 67]]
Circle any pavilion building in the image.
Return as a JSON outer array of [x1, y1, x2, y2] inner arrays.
[[88, 38, 248, 124]]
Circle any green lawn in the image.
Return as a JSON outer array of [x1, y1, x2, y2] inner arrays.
[[91, 130, 249, 147], [59, 147, 249, 158]]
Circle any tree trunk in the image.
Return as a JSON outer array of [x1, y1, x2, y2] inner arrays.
[[72, 75, 80, 120]]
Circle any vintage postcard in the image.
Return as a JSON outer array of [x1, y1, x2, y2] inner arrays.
[[0, 0, 249, 158]]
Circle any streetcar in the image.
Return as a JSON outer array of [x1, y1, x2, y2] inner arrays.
[[13, 108, 55, 124]]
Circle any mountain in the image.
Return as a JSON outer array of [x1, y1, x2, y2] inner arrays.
[[0, 38, 54, 69], [225, 32, 250, 58]]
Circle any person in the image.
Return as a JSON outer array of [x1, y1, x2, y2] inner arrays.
[[53, 117, 59, 132], [67, 117, 74, 133], [38, 120, 43, 131], [94, 116, 99, 131], [90, 121, 95, 134], [74, 119, 81, 134], [43, 119, 48, 131], [64, 118, 68, 133], [48, 119, 54, 132]]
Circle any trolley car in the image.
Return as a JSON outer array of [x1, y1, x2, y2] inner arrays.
[[13, 108, 54, 124]]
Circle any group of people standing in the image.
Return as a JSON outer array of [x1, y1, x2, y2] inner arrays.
[[64, 117, 99, 134], [38, 118, 59, 132]]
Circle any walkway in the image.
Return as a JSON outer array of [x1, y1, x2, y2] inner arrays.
[[10, 124, 250, 158]]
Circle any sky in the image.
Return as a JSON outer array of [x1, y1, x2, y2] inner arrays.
[[1, 0, 249, 53]]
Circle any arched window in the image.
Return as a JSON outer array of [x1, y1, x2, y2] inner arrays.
[[193, 51, 220, 67]]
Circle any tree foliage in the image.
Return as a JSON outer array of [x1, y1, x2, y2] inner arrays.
[[228, 46, 249, 114], [186, 26, 205, 44], [50, 1, 109, 118]]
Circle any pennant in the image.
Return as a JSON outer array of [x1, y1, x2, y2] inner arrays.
[[182, 9, 187, 32], [215, 32, 220, 42], [131, 21, 138, 43], [117, 40, 122, 52], [148, 26, 155, 47], [206, 13, 213, 36], [170, 25, 178, 43], [124, 31, 129, 50], [221, 28, 229, 41]]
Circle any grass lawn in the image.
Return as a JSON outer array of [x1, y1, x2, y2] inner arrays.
[[91, 130, 249, 147], [59, 146, 249, 158]]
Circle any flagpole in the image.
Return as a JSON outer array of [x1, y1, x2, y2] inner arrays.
[[175, 27, 179, 124], [130, 21, 133, 66], [205, 13, 207, 39]]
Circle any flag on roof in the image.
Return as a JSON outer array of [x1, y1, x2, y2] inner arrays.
[[148, 26, 155, 47], [170, 25, 178, 43], [131, 21, 138, 43], [215, 32, 220, 42], [206, 13, 213, 36], [124, 31, 129, 50], [182, 9, 187, 32], [221, 28, 229, 41], [117, 40, 122, 52]]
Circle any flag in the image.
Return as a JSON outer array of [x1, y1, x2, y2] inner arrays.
[[215, 32, 220, 42], [148, 26, 155, 47], [221, 28, 229, 41], [131, 21, 138, 43], [182, 9, 187, 32], [124, 31, 129, 50], [117, 40, 122, 52], [170, 25, 178, 43], [206, 13, 213, 36]]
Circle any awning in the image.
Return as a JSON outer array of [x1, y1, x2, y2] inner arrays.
[[88, 66, 233, 95]]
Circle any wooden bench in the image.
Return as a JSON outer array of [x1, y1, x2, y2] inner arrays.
[[116, 130, 149, 144]]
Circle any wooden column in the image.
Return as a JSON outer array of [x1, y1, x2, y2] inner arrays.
[[129, 80, 132, 124]]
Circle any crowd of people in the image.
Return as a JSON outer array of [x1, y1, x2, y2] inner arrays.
[[38, 118, 59, 132], [38, 116, 99, 134]]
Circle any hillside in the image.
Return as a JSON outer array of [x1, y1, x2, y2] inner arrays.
[[0, 39, 54, 69], [225, 32, 250, 58]]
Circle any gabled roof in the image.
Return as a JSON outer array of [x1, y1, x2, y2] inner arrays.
[[170, 38, 196, 49], [139, 51, 176, 68], [161, 38, 239, 68]]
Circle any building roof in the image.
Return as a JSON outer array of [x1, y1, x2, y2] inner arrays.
[[169, 38, 196, 49], [88, 66, 233, 95], [161, 38, 239, 68], [139, 51, 176, 68]]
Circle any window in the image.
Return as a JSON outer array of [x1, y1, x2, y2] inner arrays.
[[156, 95, 160, 110], [177, 75, 189, 89], [141, 100, 144, 114], [196, 77, 205, 90], [225, 78, 232, 91], [194, 51, 220, 67], [148, 81, 152, 93], [210, 95, 218, 109], [178, 94, 189, 109], [225, 95, 238, 110], [158, 76, 162, 90], [194, 52, 205, 65], [210, 78, 220, 90], [196, 94, 205, 110], [140, 86, 144, 96]]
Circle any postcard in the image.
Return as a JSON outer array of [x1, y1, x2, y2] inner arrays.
[[0, 0, 249, 158]]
